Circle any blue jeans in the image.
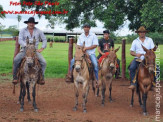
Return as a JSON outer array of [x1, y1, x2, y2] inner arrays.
[[70, 54, 98, 80], [13, 50, 46, 80], [129, 58, 139, 86]]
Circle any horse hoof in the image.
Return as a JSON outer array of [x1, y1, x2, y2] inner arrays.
[[83, 109, 87, 113], [130, 104, 133, 107], [73, 107, 77, 111], [143, 112, 148, 116], [20, 108, 24, 112], [34, 109, 38, 112]]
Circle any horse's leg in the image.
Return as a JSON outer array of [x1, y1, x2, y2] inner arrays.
[[96, 87, 100, 97], [20, 83, 26, 112], [73, 82, 79, 111], [18, 82, 23, 104], [109, 78, 113, 102], [130, 89, 135, 107], [26, 82, 31, 103], [85, 84, 90, 104], [32, 84, 38, 112], [82, 81, 88, 113], [101, 83, 106, 106], [138, 89, 143, 108], [142, 93, 148, 116]]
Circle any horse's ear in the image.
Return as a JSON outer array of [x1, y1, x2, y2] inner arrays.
[[114, 46, 120, 53], [142, 45, 148, 52], [26, 36, 29, 45], [152, 43, 158, 51], [33, 36, 36, 45]]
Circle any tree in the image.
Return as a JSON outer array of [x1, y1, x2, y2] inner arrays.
[[17, 15, 22, 29], [5, 25, 19, 36], [20, 0, 163, 32], [0, 5, 5, 19], [140, 0, 163, 32]]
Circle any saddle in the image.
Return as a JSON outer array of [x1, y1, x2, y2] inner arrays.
[[17, 57, 43, 84]]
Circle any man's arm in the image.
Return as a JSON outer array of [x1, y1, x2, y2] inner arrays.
[[130, 51, 143, 58], [37, 30, 47, 53], [98, 46, 105, 55], [18, 29, 26, 47], [83, 45, 97, 52]]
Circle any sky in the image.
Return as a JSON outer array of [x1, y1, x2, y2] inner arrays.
[[0, 0, 133, 36]]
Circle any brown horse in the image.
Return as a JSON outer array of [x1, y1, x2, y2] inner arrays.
[[130, 45, 157, 116], [98, 47, 120, 106], [17, 37, 42, 112], [73, 44, 94, 113], [49, 41, 53, 48]]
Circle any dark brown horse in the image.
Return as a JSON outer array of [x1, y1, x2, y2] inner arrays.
[[130, 45, 158, 116], [17, 37, 42, 112]]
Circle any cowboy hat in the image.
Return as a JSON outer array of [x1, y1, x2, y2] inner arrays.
[[24, 17, 38, 24], [135, 26, 149, 33]]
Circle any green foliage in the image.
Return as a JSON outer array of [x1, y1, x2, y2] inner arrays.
[[4, 25, 19, 36], [19, 0, 163, 32], [140, 0, 163, 32], [0, 5, 5, 19]]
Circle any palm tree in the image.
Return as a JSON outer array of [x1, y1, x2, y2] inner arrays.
[[0, 5, 5, 18], [17, 15, 22, 29]]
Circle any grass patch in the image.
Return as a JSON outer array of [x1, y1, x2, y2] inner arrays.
[[0, 41, 162, 81]]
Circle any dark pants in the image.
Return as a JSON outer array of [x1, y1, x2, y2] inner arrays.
[[129, 59, 139, 86]]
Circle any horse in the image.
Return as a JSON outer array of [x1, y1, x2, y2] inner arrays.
[[98, 47, 120, 106], [17, 37, 42, 112], [49, 41, 53, 48], [73, 44, 94, 113], [129, 45, 158, 116]]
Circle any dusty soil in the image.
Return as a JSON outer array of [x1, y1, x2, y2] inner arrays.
[[0, 78, 162, 122]]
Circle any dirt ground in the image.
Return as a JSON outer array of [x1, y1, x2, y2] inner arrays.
[[0, 78, 162, 122]]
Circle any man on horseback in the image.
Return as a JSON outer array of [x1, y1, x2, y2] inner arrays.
[[66, 23, 99, 86], [128, 26, 155, 90], [12, 17, 47, 85], [97, 30, 120, 78]]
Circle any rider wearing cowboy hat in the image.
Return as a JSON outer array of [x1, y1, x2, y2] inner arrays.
[[128, 26, 155, 90], [12, 17, 47, 85]]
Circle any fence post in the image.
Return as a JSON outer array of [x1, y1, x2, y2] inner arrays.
[[68, 37, 74, 75], [13, 36, 20, 73], [121, 39, 126, 79]]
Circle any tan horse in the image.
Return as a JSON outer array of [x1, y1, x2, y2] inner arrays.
[[130, 45, 157, 116], [17, 37, 42, 112], [73, 44, 94, 113], [98, 47, 120, 106]]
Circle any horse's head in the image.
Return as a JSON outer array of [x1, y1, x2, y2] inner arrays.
[[142, 44, 158, 73], [107, 46, 120, 69], [74, 44, 85, 72], [26, 37, 36, 67]]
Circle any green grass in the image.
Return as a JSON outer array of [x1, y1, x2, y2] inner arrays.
[[0, 41, 162, 81]]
